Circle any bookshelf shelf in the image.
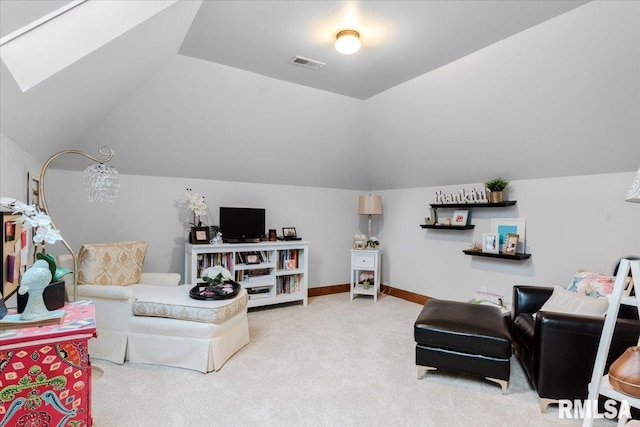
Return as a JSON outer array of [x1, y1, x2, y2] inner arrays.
[[186, 241, 309, 308]]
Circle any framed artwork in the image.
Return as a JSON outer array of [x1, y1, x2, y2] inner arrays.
[[282, 227, 297, 237], [27, 171, 40, 207], [491, 218, 526, 253], [452, 210, 469, 226], [353, 234, 366, 250], [2, 212, 24, 299], [191, 226, 210, 244], [503, 234, 519, 256], [482, 233, 499, 254]]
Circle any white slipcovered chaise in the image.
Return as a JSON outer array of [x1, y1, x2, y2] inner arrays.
[[59, 241, 249, 372]]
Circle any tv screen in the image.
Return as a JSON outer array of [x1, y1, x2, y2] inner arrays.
[[219, 207, 266, 242]]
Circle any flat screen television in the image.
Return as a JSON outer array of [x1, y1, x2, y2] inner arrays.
[[219, 207, 266, 243]]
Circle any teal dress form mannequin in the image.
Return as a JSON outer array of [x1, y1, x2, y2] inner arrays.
[[19, 259, 52, 320]]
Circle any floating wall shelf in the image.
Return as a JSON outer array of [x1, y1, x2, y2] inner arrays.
[[420, 224, 474, 230], [462, 250, 531, 260], [420, 200, 517, 230], [429, 201, 517, 209]]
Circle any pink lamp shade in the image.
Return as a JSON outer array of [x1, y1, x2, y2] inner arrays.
[[358, 195, 382, 215], [626, 168, 640, 203]]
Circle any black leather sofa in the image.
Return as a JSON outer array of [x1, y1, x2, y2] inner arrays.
[[511, 285, 640, 412]]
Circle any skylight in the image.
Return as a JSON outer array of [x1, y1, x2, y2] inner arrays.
[[0, 0, 177, 92]]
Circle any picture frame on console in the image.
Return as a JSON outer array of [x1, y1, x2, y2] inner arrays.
[[353, 234, 366, 250], [283, 227, 297, 237], [191, 226, 210, 244]]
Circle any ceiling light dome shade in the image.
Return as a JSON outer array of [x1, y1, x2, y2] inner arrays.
[[335, 30, 361, 55]]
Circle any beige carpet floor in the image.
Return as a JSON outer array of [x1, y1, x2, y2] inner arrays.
[[91, 293, 614, 426]]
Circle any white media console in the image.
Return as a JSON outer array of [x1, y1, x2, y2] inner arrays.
[[185, 241, 309, 308]]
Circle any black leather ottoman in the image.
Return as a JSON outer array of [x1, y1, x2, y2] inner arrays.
[[414, 299, 512, 393]]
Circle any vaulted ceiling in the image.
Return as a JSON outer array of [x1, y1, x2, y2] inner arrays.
[[1, 0, 638, 190]]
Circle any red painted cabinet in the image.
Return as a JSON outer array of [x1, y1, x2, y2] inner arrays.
[[0, 300, 96, 426]]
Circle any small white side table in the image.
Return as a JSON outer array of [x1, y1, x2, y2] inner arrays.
[[350, 249, 381, 302]]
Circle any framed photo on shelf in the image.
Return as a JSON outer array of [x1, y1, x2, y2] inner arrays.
[[245, 253, 260, 264], [503, 234, 519, 256], [482, 233, 500, 254], [283, 227, 297, 238], [191, 226, 210, 244], [353, 234, 366, 250], [491, 218, 526, 253], [452, 210, 469, 226]]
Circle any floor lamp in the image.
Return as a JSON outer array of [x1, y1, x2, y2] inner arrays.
[[39, 145, 119, 302], [358, 194, 382, 241]]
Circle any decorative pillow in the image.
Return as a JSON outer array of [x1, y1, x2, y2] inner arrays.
[[567, 270, 627, 297], [78, 241, 148, 286], [539, 286, 609, 317]]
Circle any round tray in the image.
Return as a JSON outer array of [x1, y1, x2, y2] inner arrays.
[[189, 281, 241, 301]]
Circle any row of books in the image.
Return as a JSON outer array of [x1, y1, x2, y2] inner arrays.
[[196, 253, 233, 277], [276, 274, 302, 294], [277, 250, 300, 271]]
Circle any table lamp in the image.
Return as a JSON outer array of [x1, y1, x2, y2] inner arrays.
[[358, 194, 382, 241]]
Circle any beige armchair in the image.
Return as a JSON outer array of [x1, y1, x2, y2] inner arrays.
[[58, 241, 250, 372], [58, 241, 180, 364]]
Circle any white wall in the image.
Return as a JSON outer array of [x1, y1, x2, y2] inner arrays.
[[364, 0, 640, 190], [377, 172, 640, 303], [0, 133, 40, 200], [0, 134, 40, 306], [40, 169, 640, 302], [44, 170, 363, 288], [81, 55, 370, 190], [2, 1, 638, 301]]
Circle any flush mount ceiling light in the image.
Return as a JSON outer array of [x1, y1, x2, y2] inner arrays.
[[335, 29, 361, 55]]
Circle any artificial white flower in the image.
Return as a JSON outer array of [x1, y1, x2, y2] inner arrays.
[[18, 211, 52, 229], [185, 188, 208, 224], [0, 198, 63, 246], [34, 227, 63, 244], [202, 265, 232, 284]]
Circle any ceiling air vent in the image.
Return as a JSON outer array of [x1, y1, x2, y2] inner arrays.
[[289, 56, 325, 71]]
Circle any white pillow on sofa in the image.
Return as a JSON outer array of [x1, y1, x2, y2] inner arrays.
[[539, 286, 609, 317]]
